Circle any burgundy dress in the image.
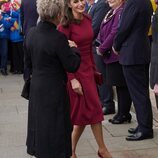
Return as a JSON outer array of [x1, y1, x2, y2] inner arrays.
[[58, 15, 104, 125]]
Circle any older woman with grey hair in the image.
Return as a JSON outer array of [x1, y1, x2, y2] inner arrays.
[[24, 0, 80, 157], [37, 0, 63, 23]]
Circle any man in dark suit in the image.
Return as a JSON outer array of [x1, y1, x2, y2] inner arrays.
[[20, 0, 38, 36], [150, 3, 158, 110], [20, 0, 38, 80], [88, 0, 115, 115], [113, 0, 153, 141]]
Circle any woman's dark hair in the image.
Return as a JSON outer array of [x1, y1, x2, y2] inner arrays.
[[61, 0, 81, 27]]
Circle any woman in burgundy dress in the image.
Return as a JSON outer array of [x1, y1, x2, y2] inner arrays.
[[58, 0, 112, 158]]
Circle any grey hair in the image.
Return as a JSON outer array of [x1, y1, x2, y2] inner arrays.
[[37, 0, 64, 21]]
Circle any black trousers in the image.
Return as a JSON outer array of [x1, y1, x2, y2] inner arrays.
[[122, 64, 153, 134], [116, 86, 132, 116], [11, 42, 24, 72]]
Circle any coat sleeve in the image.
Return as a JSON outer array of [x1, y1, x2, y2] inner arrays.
[[155, 66, 158, 84], [58, 25, 77, 80], [56, 33, 80, 73], [20, 0, 24, 35], [113, 0, 138, 52], [23, 30, 33, 81]]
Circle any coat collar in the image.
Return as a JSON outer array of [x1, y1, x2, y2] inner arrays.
[[38, 21, 57, 29], [103, 3, 124, 24]]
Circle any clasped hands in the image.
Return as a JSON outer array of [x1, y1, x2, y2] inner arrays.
[[96, 46, 119, 56], [70, 78, 83, 95], [96, 47, 102, 56]]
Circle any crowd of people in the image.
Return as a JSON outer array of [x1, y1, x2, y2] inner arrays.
[[0, 0, 23, 75], [1, 0, 158, 157]]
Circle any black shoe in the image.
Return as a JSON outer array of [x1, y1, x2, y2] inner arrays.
[[10, 69, 14, 73], [102, 107, 115, 115], [126, 131, 153, 141], [108, 113, 119, 123], [17, 70, 23, 74], [1, 69, 8, 76], [13, 70, 18, 74], [128, 127, 138, 134], [111, 113, 132, 124]]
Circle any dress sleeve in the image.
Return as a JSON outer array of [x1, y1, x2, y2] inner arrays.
[[90, 43, 97, 72]]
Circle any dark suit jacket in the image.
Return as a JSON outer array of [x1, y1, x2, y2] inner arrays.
[[21, 0, 39, 80], [89, 0, 110, 39], [150, 8, 158, 89], [113, 0, 153, 65], [20, 0, 38, 36]]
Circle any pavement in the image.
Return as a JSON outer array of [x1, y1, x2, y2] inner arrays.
[[0, 74, 158, 158]]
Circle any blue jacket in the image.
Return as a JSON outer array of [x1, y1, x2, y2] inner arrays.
[[9, 9, 23, 42], [0, 12, 13, 39]]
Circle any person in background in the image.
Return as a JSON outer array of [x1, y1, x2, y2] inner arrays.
[[96, 0, 132, 124], [113, 0, 153, 141], [9, 0, 24, 74], [87, 0, 110, 39], [88, 0, 115, 115], [0, 0, 9, 7], [150, 0, 158, 109], [20, 0, 38, 36], [0, 1, 12, 75], [148, 0, 157, 43], [58, 0, 112, 157], [25, 0, 81, 157], [20, 0, 38, 80]]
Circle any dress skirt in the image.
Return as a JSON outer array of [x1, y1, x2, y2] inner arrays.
[[67, 54, 104, 125]]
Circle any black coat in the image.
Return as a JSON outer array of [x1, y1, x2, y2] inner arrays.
[[150, 8, 158, 89], [113, 0, 153, 65], [25, 21, 80, 158]]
